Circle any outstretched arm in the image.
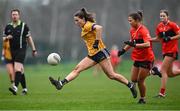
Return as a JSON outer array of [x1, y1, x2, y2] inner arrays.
[[118, 44, 131, 57], [151, 36, 160, 42]]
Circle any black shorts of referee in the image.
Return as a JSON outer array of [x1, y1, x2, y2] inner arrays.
[[11, 48, 26, 64]]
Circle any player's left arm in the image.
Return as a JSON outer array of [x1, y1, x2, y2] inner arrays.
[[25, 24, 37, 57], [170, 23, 180, 40], [27, 36, 37, 57], [171, 32, 180, 40]]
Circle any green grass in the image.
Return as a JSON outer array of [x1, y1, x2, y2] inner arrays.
[[0, 61, 180, 110]]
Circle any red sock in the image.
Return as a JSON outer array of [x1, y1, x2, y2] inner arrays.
[[160, 88, 166, 95]]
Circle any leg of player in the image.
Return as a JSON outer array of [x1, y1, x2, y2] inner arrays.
[[99, 58, 137, 98], [150, 66, 162, 78], [9, 62, 27, 95], [157, 56, 174, 98], [16, 62, 27, 95], [49, 57, 96, 90], [130, 66, 139, 98], [169, 69, 180, 77], [6, 63, 15, 87], [137, 67, 149, 104], [21, 71, 28, 95], [131, 66, 139, 83], [167, 63, 180, 77]]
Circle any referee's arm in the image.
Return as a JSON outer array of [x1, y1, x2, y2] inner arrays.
[[27, 36, 37, 56]]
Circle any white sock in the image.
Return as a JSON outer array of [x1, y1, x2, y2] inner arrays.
[[23, 88, 27, 92], [13, 86, 18, 92]]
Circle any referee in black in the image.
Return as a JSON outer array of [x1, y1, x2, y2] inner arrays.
[[3, 9, 37, 95]]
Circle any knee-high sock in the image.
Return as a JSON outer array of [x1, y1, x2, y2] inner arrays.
[[15, 71, 22, 87], [20, 73, 27, 89]]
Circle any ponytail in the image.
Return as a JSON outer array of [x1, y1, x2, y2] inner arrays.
[[129, 10, 143, 22], [137, 10, 143, 20], [74, 8, 95, 22]]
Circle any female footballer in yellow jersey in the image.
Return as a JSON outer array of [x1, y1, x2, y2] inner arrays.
[[49, 8, 137, 98], [2, 38, 15, 87]]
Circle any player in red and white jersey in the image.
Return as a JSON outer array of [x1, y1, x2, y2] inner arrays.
[[151, 10, 180, 98], [118, 11, 155, 104]]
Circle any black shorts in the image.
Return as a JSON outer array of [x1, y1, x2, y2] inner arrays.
[[11, 48, 26, 63], [4, 58, 13, 64], [133, 61, 154, 69], [88, 48, 110, 63], [163, 52, 178, 60]]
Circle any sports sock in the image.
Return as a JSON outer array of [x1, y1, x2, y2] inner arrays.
[[140, 97, 145, 100], [22, 88, 27, 92], [15, 71, 22, 87], [127, 82, 132, 88], [21, 74, 27, 89], [61, 79, 68, 85], [11, 80, 15, 87], [160, 88, 165, 95]]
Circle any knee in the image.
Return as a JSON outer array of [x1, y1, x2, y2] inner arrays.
[[168, 74, 174, 78], [131, 78, 138, 83], [15, 68, 22, 73], [137, 78, 145, 84], [137, 80, 144, 87], [14, 66, 23, 72]]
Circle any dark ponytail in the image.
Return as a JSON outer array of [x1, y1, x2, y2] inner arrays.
[[129, 10, 143, 22], [137, 10, 143, 20], [74, 8, 95, 22]]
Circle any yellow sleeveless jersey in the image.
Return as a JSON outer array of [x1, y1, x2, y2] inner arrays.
[[81, 21, 106, 56], [3, 40, 12, 60]]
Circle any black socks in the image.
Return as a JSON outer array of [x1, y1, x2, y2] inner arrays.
[[61, 79, 68, 85], [127, 82, 132, 88], [15, 71, 21, 87], [21, 74, 26, 89], [14, 71, 27, 89]]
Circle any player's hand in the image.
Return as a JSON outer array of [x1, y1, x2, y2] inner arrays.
[[124, 40, 136, 47], [32, 50, 37, 57], [7, 35, 13, 39], [3, 35, 13, 41], [163, 36, 171, 42], [93, 40, 99, 49], [118, 49, 126, 57], [1, 55, 5, 61]]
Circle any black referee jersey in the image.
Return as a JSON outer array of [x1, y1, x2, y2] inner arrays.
[[3, 20, 31, 50]]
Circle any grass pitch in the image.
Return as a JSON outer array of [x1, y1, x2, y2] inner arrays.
[[0, 61, 180, 110]]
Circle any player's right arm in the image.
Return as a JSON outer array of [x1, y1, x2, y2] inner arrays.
[[2, 25, 13, 41], [151, 36, 160, 42], [151, 25, 161, 42], [118, 44, 131, 57]]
